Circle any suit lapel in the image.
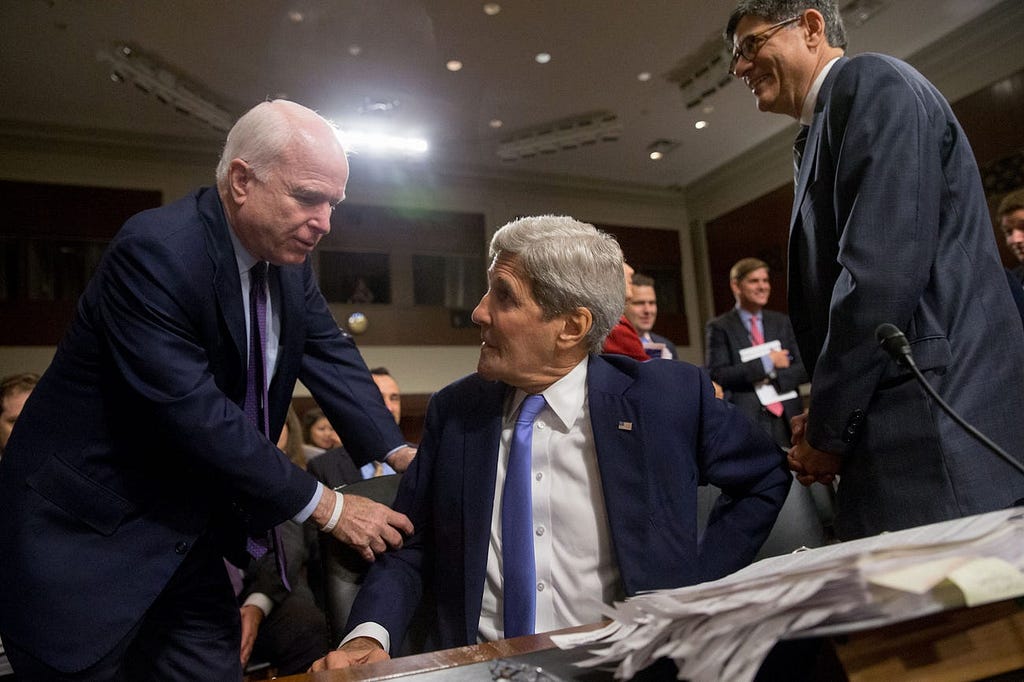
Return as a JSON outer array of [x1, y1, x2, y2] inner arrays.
[[791, 57, 849, 228], [725, 309, 750, 357], [587, 356, 651, 594], [460, 380, 507, 641], [200, 189, 247, 390]]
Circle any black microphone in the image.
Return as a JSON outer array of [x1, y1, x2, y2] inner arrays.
[[874, 323, 1024, 477], [874, 323, 914, 369]]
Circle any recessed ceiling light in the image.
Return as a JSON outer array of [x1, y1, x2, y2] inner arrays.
[[637, 72, 652, 82], [645, 138, 679, 161], [483, 3, 501, 15], [446, 60, 463, 72], [535, 53, 551, 64], [694, 120, 708, 130], [348, 44, 362, 57], [489, 119, 503, 129], [288, 10, 304, 23]]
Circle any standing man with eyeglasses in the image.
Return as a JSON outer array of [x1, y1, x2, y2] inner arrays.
[[725, 1, 1024, 541]]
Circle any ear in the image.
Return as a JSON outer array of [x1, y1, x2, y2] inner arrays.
[[557, 307, 593, 350], [226, 159, 253, 206], [802, 8, 827, 47], [730, 279, 742, 299]]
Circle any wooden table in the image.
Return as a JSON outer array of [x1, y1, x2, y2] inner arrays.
[[280, 599, 1024, 681]]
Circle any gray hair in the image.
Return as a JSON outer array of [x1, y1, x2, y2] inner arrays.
[[489, 215, 624, 354], [215, 99, 338, 187], [725, 0, 847, 50]]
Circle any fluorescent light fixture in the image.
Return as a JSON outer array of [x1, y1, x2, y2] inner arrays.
[[336, 129, 429, 156], [96, 43, 234, 133], [497, 111, 621, 161]]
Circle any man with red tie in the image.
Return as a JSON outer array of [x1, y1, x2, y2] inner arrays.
[[705, 258, 807, 449]]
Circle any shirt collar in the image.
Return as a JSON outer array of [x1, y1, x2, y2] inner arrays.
[[735, 305, 761, 327], [800, 56, 841, 126], [225, 211, 259, 276], [508, 357, 588, 432]]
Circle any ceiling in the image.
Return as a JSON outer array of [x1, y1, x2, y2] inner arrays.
[[1, 0, 1021, 191]]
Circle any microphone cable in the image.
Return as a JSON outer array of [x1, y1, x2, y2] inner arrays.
[[875, 323, 1024, 477]]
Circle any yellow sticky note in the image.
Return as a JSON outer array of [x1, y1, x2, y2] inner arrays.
[[869, 556, 973, 594], [947, 557, 1024, 607]]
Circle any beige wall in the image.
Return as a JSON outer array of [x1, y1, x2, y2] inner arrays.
[[0, 134, 698, 393]]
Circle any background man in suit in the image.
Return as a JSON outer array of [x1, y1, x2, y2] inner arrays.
[[998, 189, 1024, 285], [627, 273, 678, 359], [705, 258, 806, 448], [0, 100, 414, 679], [311, 215, 789, 671], [309, 368, 403, 488], [0, 373, 36, 457], [705, 258, 830, 552], [726, 1, 1024, 539]]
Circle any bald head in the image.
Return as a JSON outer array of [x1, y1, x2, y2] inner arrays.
[[217, 100, 349, 265]]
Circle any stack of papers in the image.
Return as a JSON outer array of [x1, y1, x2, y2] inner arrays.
[[551, 508, 1024, 681]]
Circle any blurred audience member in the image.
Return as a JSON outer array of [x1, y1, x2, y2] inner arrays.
[[0, 373, 38, 458], [627, 273, 678, 359], [601, 262, 648, 361], [303, 407, 342, 459], [308, 369, 403, 489], [706, 259, 806, 448], [999, 188, 1024, 285]]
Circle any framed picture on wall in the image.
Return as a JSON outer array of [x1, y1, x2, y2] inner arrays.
[[317, 251, 391, 304]]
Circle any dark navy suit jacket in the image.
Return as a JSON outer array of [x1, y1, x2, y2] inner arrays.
[[0, 187, 404, 672], [346, 354, 789, 651], [790, 54, 1024, 538]]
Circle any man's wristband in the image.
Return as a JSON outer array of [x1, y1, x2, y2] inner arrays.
[[320, 492, 344, 533]]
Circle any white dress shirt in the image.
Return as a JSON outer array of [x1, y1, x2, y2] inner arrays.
[[479, 357, 623, 640]]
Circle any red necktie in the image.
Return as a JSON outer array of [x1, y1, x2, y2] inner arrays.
[[750, 317, 784, 417]]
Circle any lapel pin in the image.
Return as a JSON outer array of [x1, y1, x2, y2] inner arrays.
[[617, 421, 633, 431]]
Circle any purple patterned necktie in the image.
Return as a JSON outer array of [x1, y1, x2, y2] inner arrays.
[[244, 262, 270, 438], [243, 262, 289, 590], [502, 393, 546, 637]]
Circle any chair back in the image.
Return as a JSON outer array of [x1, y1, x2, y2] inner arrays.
[[319, 474, 402, 644]]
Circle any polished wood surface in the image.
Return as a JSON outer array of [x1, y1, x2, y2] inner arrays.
[[834, 598, 1024, 682], [278, 623, 600, 681], [278, 601, 1024, 682]]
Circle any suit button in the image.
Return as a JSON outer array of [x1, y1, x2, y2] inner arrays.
[[175, 541, 190, 555]]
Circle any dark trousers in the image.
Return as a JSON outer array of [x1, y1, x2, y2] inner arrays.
[[6, 532, 242, 681]]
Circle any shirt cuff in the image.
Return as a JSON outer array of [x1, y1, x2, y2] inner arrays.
[[382, 444, 407, 463], [293, 482, 326, 523], [340, 623, 390, 654], [243, 592, 274, 617]]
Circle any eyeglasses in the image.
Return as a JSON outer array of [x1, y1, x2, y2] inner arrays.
[[729, 16, 801, 75]]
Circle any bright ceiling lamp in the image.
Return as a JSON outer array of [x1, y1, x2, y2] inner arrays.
[[336, 129, 429, 156]]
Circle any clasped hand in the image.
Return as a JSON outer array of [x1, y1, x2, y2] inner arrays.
[[788, 411, 839, 486]]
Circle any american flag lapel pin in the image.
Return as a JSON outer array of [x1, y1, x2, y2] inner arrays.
[[617, 421, 633, 431]]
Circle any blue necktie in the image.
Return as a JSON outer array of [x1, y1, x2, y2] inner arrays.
[[502, 393, 546, 637], [242, 262, 289, 590]]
